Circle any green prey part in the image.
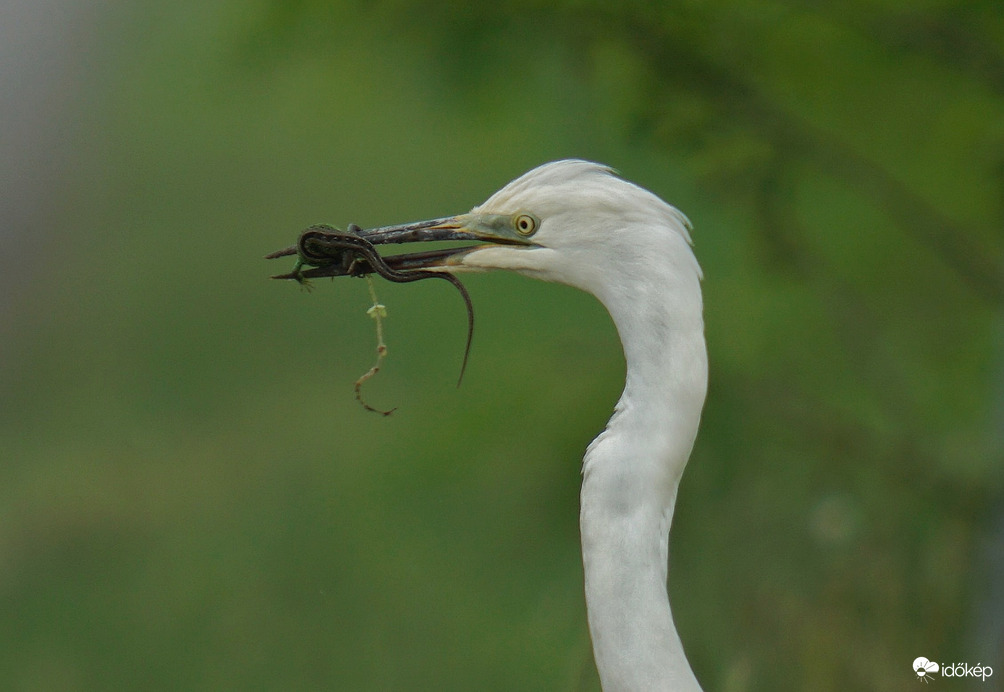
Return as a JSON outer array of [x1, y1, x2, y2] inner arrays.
[[288, 258, 313, 290]]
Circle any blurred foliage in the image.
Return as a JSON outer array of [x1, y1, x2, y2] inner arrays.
[[1, 0, 1002, 690]]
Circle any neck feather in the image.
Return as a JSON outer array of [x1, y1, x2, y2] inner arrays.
[[579, 257, 706, 691]]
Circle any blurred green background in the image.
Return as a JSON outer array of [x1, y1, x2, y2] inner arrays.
[[2, 1, 1002, 690]]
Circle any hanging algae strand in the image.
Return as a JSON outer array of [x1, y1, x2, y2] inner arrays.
[[354, 276, 396, 416]]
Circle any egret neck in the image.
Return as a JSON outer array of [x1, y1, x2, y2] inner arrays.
[[579, 227, 707, 691]]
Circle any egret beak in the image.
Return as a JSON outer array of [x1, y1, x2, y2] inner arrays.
[[266, 213, 535, 280]]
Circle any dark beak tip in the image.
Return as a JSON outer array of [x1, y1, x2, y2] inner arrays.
[[265, 246, 297, 260]]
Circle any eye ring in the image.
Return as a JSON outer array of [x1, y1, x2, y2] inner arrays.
[[514, 213, 538, 236]]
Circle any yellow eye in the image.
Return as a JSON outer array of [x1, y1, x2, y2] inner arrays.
[[514, 213, 538, 236]]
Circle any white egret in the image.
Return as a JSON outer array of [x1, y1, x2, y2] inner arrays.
[[281, 160, 707, 690]]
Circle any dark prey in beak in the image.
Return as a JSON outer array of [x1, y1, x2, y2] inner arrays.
[[267, 224, 474, 386]]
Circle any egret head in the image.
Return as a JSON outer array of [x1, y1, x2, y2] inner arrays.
[[350, 160, 702, 310]]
